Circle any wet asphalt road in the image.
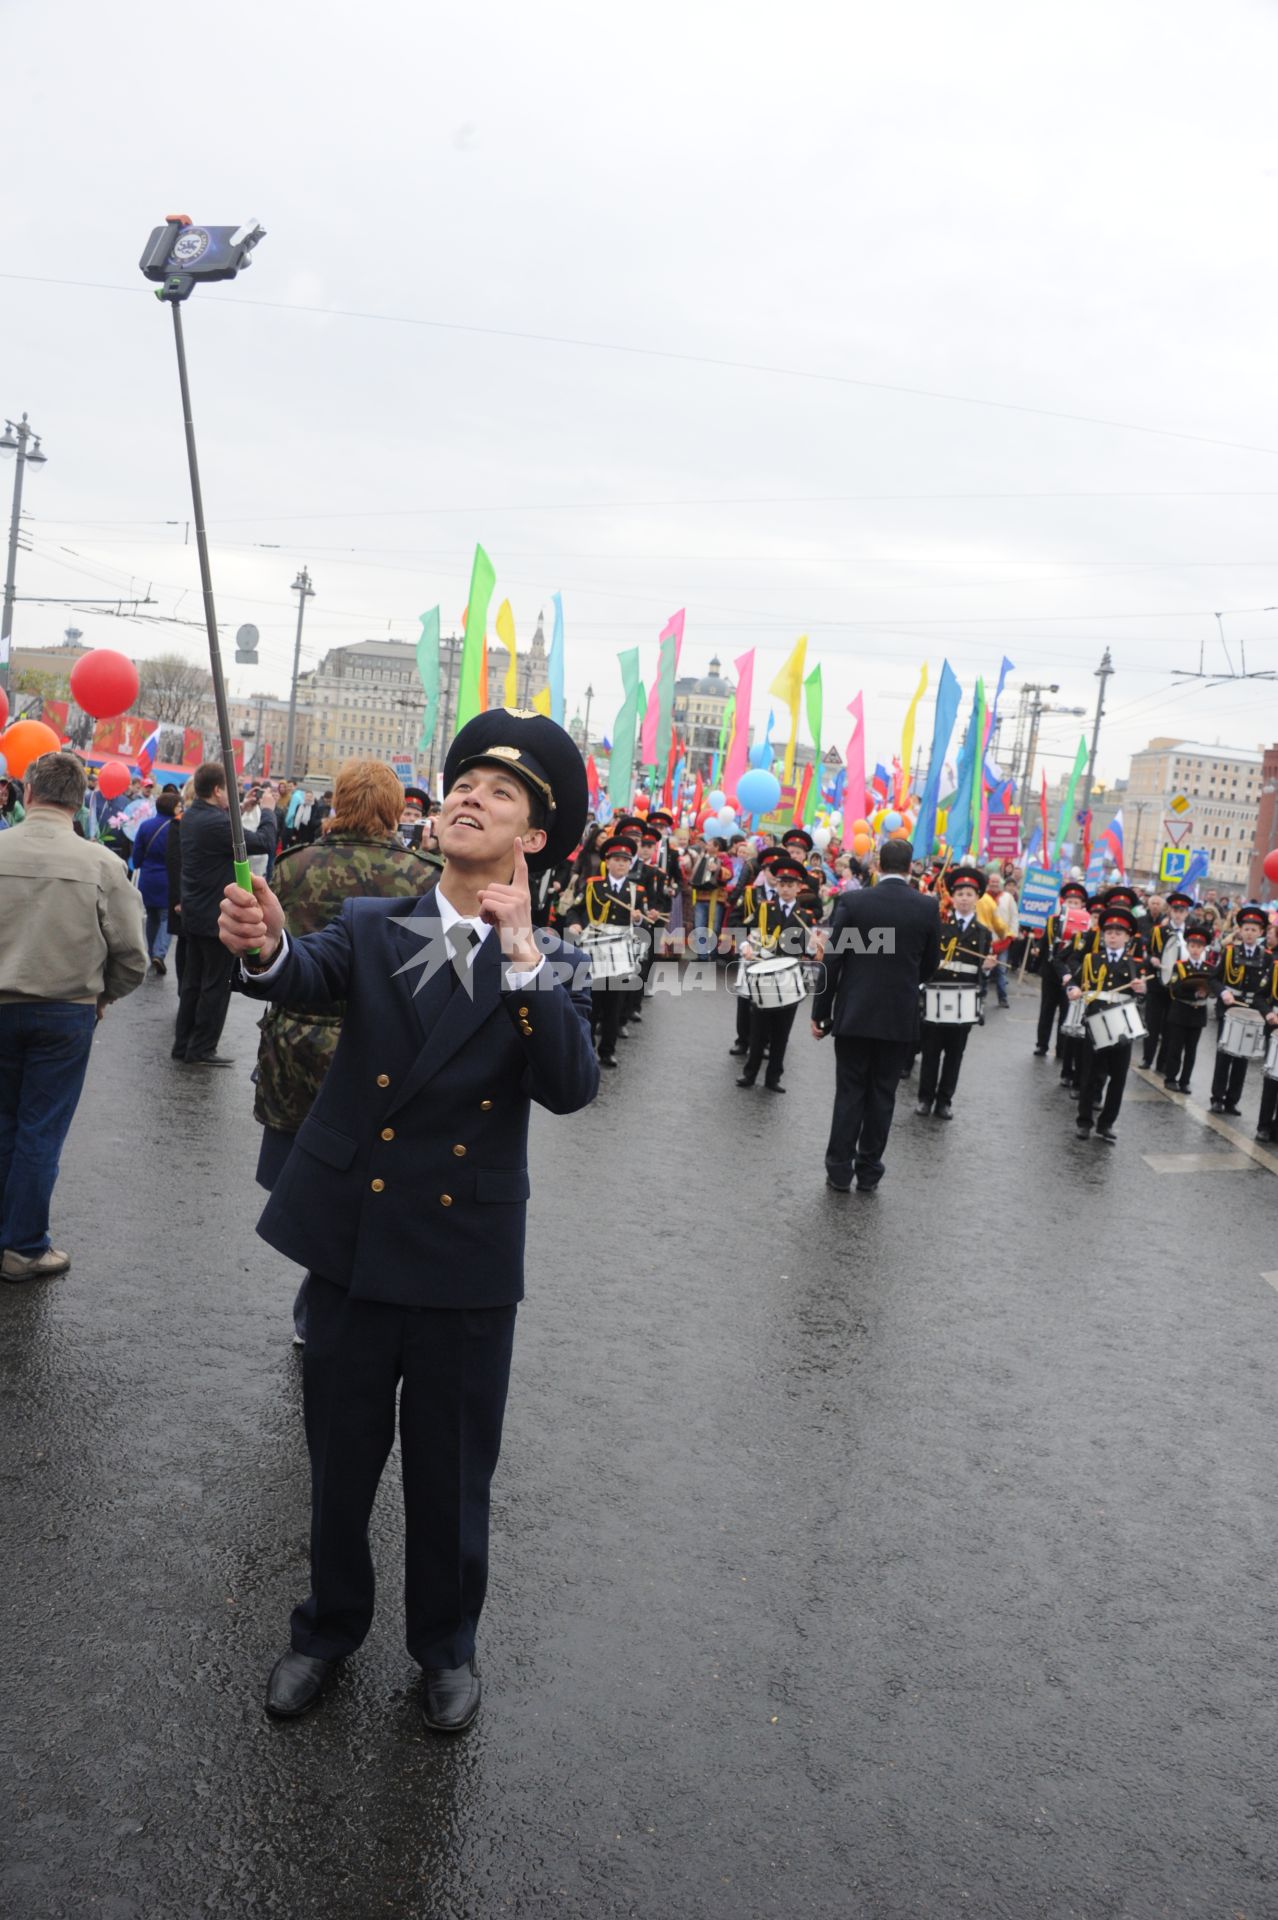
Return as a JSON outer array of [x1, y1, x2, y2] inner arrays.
[[4, 965, 1278, 1920]]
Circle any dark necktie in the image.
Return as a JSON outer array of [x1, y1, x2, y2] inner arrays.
[[447, 921, 478, 990]]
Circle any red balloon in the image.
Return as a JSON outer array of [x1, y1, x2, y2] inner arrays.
[[1263, 847, 1278, 885], [69, 648, 140, 720], [0, 719, 62, 776], [0, 684, 8, 732], [97, 758, 131, 800]]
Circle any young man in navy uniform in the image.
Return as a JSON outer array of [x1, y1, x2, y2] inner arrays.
[[1210, 903, 1274, 1114], [218, 712, 596, 1733], [915, 865, 996, 1119]]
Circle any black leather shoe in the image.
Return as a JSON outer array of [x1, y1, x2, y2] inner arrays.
[[422, 1657, 481, 1733], [728, 1044, 747, 1056], [915, 1100, 932, 1117], [265, 1650, 339, 1719], [1076, 1122, 1092, 1139], [763, 1082, 786, 1093], [1033, 1047, 1048, 1057], [1222, 1105, 1242, 1117], [825, 1174, 852, 1192], [1097, 1127, 1118, 1143], [735, 1075, 756, 1088], [934, 1103, 953, 1121], [598, 1054, 618, 1068]]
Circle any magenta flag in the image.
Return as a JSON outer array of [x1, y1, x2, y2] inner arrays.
[[640, 608, 685, 765], [722, 648, 755, 802], [843, 693, 866, 844]]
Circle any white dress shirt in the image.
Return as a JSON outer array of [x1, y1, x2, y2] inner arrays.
[[243, 882, 545, 989]]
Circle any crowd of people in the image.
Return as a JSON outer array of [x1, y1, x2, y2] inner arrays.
[[3, 715, 1277, 1739]]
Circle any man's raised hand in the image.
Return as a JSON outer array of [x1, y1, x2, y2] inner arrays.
[[477, 836, 540, 970], [219, 873, 286, 960]]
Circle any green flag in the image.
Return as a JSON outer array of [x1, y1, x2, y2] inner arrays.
[[656, 630, 678, 772], [1053, 733, 1089, 863], [415, 607, 440, 755], [608, 649, 642, 808], [802, 665, 823, 824], [712, 695, 735, 786], [455, 543, 496, 730]]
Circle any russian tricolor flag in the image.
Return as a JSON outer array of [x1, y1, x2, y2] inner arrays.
[[137, 725, 162, 777], [1097, 809, 1124, 876]]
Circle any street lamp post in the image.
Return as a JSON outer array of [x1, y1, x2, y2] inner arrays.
[[583, 684, 594, 751], [0, 413, 48, 701], [284, 566, 314, 779]]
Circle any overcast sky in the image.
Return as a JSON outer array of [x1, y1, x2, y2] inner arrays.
[[5, 0, 1278, 786]]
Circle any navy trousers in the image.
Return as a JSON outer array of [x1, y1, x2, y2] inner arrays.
[[291, 1274, 516, 1671]]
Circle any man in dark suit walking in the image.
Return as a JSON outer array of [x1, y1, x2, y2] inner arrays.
[[811, 839, 941, 1192], [218, 712, 597, 1734]]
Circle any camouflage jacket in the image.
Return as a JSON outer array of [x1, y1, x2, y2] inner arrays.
[[253, 832, 437, 1133]]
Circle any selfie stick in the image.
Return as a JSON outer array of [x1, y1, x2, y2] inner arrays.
[[139, 215, 266, 902]]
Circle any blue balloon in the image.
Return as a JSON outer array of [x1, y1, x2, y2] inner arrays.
[[736, 769, 782, 815], [706, 789, 726, 813], [747, 744, 772, 770], [0, 751, 7, 779], [703, 818, 726, 840]]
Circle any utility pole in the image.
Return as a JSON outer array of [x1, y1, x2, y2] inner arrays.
[[0, 412, 48, 701], [583, 684, 594, 751], [1084, 648, 1114, 811], [284, 566, 314, 779]]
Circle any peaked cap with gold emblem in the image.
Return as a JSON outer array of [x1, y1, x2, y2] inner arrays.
[[443, 708, 589, 868]]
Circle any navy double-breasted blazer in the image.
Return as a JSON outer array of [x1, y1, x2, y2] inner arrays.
[[235, 894, 598, 1308]]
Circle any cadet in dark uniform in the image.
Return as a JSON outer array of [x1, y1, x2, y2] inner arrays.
[[1143, 891, 1192, 1068], [1254, 946, 1278, 1142], [1033, 878, 1089, 1057], [218, 711, 595, 1734], [582, 835, 649, 1067], [736, 857, 815, 1093], [1065, 903, 1147, 1142], [1054, 896, 1101, 1090], [916, 865, 995, 1119], [1161, 919, 1214, 1093], [728, 846, 782, 1057], [1210, 904, 1273, 1114]]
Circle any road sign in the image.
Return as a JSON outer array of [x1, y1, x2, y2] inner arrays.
[[1169, 793, 1190, 814], [234, 622, 259, 664], [391, 755, 414, 787], [1163, 814, 1193, 846], [1159, 846, 1190, 883], [1018, 864, 1060, 931]]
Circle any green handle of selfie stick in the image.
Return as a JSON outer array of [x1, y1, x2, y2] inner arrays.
[[234, 858, 259, 958]]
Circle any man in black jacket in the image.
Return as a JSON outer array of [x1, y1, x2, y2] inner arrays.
[[172, 762, 277, 1067], [811, 840, 941, 1191]]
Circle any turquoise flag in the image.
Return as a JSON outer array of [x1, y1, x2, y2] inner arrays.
[[608, 650, 642, 807], [549, 593, 565, 726], [415, 607, 440, 756]]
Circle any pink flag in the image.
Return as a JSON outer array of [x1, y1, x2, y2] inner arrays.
[[639, 608, 685, 765], [843, 694, 866, 846], [722, 648, 755, 802]]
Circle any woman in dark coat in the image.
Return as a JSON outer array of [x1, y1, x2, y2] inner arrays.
[[131, 787, 180, 975]]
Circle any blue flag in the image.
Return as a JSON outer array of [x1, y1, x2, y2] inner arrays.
[[913, 660, 962, 859], [548, 592, 565, 726]]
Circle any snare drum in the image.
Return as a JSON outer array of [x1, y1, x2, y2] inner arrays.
[[1220, 1005, 1268, 1061], [1060, 996, 1087, 1037], [922, 984, 979, 1026], [580, 926, 640, 983], [1265, 1033, 1278, 1082], [1086, 997, 1145, 1048], [745, 957, 807, 1009]]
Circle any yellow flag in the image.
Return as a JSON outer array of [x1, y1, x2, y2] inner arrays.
[[899, 663, 929, 802], [495, 599, 519, 708], [532, 687, 551, 716], [769, 635, 808, 785]]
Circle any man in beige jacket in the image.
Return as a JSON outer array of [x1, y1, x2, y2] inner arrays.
[[0, 752, 146, 1280]]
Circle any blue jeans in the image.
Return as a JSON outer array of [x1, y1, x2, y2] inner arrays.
[[0, 1001, 97, 1256], [691, 898, 723, 957], [145, 905, 171, 961]]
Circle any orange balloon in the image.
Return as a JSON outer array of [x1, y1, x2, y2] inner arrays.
[[851, 818, 871, 836], [852, 832, 874, 857], [0, 719, 62, 776]]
